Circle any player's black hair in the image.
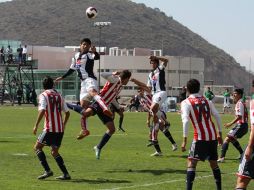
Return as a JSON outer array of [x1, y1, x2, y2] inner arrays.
[[80, 38, 91, 45], [43, 76, 54, 90], [120, 70, 132, 80], [234, 88, 243, 96], [150, 58, 159, 65], [186, 79, 200, 94]]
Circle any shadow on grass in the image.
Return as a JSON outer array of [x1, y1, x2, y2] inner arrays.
[[166, 155, 188, 159], [50, 178, 131, 184], [106, 168, 208, 175], [0, 140, 17, 143]]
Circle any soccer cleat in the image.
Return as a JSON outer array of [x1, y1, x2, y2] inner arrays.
[[37, 171, 53, 180], [172, 143, 178, 151], [217, 157, 225, 163], [103, 109, 113, 118], [55, 174, 71, 180], [118, 127, 125, 132], [76, 130, 90, 140], [94, 146, 101, 160], [150, 151, 163, 157]]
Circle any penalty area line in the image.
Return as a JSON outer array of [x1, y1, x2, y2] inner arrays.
[[100, 172, 235, 190]]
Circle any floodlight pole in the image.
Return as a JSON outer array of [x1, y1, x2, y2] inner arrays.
[[93, 22, 111, 89]]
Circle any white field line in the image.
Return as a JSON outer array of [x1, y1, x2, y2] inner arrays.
[[100, 172, 235, 190], [0, 129, 184, 140]]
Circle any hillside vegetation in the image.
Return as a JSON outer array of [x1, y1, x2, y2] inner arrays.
[[0, 0, 252, 90]]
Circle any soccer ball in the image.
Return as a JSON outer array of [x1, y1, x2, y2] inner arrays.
[[86, 7, 98, 19]]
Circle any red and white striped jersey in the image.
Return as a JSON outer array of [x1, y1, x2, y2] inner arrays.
[[99, 73, 123, 105], [38, 89, 69, 133], [181, 94, 219, 141], [250, 98, 254, 127], [235, 99, 248, 124], [139, 93, 153, 112]]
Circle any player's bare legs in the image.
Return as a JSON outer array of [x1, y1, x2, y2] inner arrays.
[[236, 176, 250, 190], [76, 99, 90, 139]]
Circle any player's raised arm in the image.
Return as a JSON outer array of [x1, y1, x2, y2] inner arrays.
[[149, 55, 168, 68], [130, 78, 151, 93]]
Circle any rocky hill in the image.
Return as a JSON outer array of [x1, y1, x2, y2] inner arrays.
[[0, 0, 252, 91]]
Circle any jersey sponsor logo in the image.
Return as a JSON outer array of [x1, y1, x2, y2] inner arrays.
[[75, 59, 82, 69]]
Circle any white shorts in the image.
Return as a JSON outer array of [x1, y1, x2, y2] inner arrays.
[[152, 91, 167, 107], [80, 77, 98, 101]]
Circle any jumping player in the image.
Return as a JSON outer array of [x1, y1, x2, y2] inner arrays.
[[131, 78, 177, 156], [55, 38, 112, 140], [181, 79, 222, 190], [144, 55, 169, 156], [218, 88, 248, 163], [67, 70, 132, 159], [33, 76, 71, 180]]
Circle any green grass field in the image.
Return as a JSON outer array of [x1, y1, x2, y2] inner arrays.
[[0, 106, 253, 190]]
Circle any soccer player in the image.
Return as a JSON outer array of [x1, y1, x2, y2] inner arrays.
[[131, 78, 177, 156], [109, 96, 125, 132], [33, 76, 71, 180], [236, 80, 254, 190], [55, 38, 112, 140], [181, 79, 222, 190], [67, 70, 132, 159], [217, 88, 248, 163], [145, 55, 168, 156]]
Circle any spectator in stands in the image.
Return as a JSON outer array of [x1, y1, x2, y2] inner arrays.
[[16, 88, 23, 105], [22, 45, 27, 64], [6, 45, 13, 63], [25, 84, 31, 103], [17, 45, 23, 64], [0, 46, 5, 64], [30, 88, 38, 106]]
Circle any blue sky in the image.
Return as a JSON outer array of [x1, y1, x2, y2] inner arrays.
[[1, 0, 253, 71], [132, 0, 254, 71]]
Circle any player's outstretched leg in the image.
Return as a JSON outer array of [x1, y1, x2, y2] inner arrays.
[[93, 95, 113, 117], [66, 103, 90, 139]]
